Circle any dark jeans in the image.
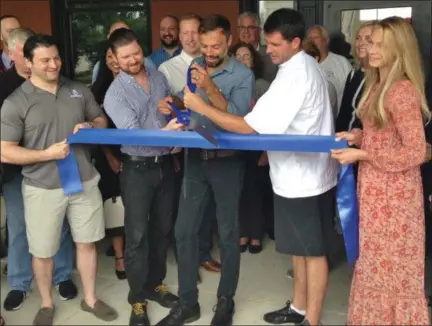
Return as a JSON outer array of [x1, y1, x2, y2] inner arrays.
[[171, 153, 216, 263], [120, 156, 175, 304], [175, 154, 244, 306], [239, 152, 273, 240], [199, 197, 216, 263]]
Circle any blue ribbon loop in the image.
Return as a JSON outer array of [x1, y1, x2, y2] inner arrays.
[[60, 129, 359, 265], [56, 146, 83, 195], [336, 164, 359, 265]]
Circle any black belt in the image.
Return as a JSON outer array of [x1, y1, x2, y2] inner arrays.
[[199, 150, 237, 161], [122, 155, 167, 164]]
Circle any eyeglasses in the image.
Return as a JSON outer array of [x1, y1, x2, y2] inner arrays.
[[235, 54, 251, 60], [237, 26, 258, 32]]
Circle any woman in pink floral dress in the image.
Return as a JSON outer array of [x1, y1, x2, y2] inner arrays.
[[332, 17, 431, 325]]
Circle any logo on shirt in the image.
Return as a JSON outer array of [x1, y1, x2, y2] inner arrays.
[[70, 89, 83, 98]]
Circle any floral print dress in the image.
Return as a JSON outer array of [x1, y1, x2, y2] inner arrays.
[[347, 80, 430, 325]]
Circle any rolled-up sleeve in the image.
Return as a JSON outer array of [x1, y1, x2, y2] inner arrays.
[[227, 70, 254, 117], [1, 99, 24, 143], [104, 85, 141, 130]]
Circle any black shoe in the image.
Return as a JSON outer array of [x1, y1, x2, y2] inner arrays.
[[115, 257, 126, 280], [248, 243, 262, 254], [130, 302, 150, 326], [263, 301, 305, 324], [156, 303, 200, 326], [286, 269, 294, 279], [146, 284, 179, 308], [3, 290, 27, 311], [211, 297, 235, 326], [57, 279, 78, 301], [240, 244, 248, 253]]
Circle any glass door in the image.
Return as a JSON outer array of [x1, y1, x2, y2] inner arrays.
[[63, 0, 150, 84]]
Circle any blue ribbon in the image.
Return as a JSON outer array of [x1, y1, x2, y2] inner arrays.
[[337, 164, 359, 265], [60, 129, 359, 265], [56, 146, 83, 195], [57, 66, 358, 265]]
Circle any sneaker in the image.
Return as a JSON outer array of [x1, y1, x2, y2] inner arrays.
[[3, 290, 27, 311], [263, 300, 305, 324], [56, 280, 78, 301]]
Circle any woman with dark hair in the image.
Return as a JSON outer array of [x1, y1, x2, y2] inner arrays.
[[91, 44, 126, 279], [231, 42, 272, 253], [231, 42, 269, 106]]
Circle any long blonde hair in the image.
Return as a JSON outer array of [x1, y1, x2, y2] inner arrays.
[[352, 21, 376, 70], [357, 16, 430, 128]]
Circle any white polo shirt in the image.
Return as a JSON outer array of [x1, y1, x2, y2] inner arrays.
[[244, 50, 338, 198], [158, 50, 197, 94]]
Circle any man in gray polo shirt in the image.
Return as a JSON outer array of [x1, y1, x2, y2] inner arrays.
[[0, 34, 117, 326]]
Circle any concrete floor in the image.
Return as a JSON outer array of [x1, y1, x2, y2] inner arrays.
[[0, 239, 354, 325]]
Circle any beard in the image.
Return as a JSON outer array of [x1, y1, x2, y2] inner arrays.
[[203, 54, 225, 68], [161, 35, 179, 49]]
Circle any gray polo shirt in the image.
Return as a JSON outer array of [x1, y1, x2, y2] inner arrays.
[[0, 77, 103, 189]]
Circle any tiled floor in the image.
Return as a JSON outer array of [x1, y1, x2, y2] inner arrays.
[[0, 239, 354, 325]]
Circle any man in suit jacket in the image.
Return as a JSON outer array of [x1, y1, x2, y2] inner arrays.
[[237, 12, 278, 83]]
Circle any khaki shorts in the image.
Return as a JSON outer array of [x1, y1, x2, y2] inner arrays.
[[22, 175, 105, 258]]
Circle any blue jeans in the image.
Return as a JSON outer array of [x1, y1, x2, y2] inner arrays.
[[2, 174, 74, 292]]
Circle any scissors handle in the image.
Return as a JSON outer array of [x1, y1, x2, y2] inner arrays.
[[187, 67, 197, 93], [165, 65, 201, 125], [168, 102, 191, 126]]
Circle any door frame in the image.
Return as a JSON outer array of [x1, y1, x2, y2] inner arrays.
[[323, 0, 432, 74]]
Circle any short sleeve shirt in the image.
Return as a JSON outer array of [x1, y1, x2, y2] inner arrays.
[[245, 51, 338, 198], [0, 77, 104, 189]]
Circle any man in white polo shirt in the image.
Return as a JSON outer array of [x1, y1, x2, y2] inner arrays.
[[182, 8, 337, 326]]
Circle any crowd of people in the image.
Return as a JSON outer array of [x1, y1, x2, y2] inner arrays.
[[0, 6, 431, 326]]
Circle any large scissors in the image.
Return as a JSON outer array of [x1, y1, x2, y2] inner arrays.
[[167, 67, 219, 147]]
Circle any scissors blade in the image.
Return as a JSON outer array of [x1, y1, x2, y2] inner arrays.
[[193, 124, 219, 147]]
